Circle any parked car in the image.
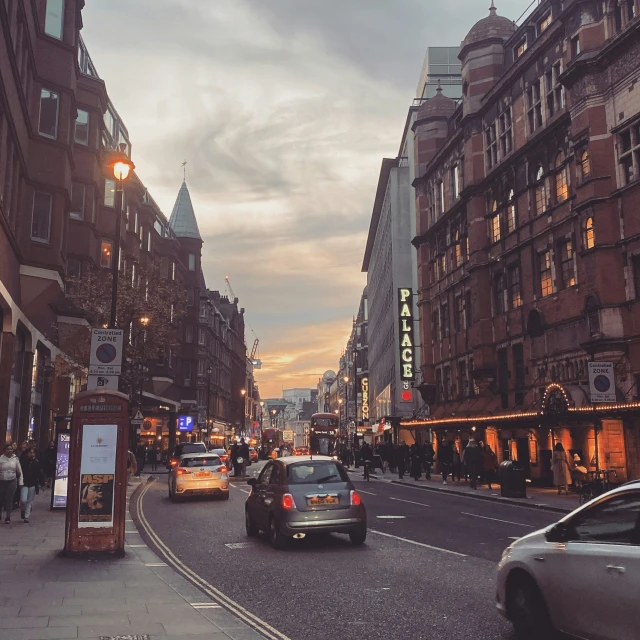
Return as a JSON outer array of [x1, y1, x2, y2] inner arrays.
[[244, 455, 366, 549], [168, 453, 229, 501], [167, 442, 207, 469], [210, 448, 230, 466], [496, 479, 640, 640], [294, 446, 310, 456], [249, 447, 259, 463]]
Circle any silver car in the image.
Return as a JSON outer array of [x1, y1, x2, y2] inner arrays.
[[497, 480, 640, 640], [168, 453, 229, 501], [244, 456, 366, 549]]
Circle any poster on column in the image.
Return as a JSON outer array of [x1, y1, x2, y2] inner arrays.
[[52, 432, 71, 508], [78, 424, 118, 528]]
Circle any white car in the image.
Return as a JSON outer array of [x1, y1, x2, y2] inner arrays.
[[497, 480, 640, 640], [168, 453, 229, 501]]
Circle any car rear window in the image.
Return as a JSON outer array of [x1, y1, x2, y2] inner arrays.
[[286, 461, 349, 484], [181, 456, 222, 468], [179, 444, 207, 455]]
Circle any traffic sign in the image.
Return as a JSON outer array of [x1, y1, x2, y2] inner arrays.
[[89, 328, 124, 375], [87, 375, 120, 391], [131, 409, 145, 426], [588, 362, 616, 403]]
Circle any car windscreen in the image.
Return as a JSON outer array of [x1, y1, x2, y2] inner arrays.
[[179, 444, 206, 454], [180, 456, 222, 468], [312, 418, 335, 427], [286, 461, 349, 484], [211, 449, 226, 456]]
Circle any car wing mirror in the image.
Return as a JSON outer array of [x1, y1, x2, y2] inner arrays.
[[545, 522, 569, 543], [247, 478, 257, 487]]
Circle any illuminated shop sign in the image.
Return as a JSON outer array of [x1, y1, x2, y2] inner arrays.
[[361, 378, 369, 420], [398, 288, 415, 381]]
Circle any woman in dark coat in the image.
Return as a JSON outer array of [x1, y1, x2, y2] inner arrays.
[[410, 444, 422, 481], [438, 440, 454, 484]]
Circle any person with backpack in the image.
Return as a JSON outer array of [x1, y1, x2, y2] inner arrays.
[[462, 438, 482, 489], [0, 444, 23, 524], [438, 440, 453, 485], [19, 447, 43, 523]]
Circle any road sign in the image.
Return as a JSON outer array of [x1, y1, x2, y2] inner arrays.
[[588, 362, 616, 403], [130, 409, 145, 426], [87, 375, 119, 391], [89, 328, 124, 375]]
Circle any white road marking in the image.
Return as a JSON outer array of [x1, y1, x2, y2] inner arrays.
[[460, 512, 536, 528], [230, 485, 250, 494], [376, 515, 406, 519], [508, 536, 520, 540], [358, 489, 377, 496], [369, 529, 467, 557], [390, 497, 431, 508], [145, 562, 168, 567], [127, 544, 147, 548]]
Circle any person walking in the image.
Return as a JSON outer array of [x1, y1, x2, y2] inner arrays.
[[0, 444, 23, 524], [396, 441, 409, 480], [19, 448, 42, 523], [149, 448, 159, 472], [438, 440, 453, 484], [552, 442, 572, 495], [409, 444, 422, 481], [452, 443, 462, 482], [482, 444, 500, 490], [423, 441, 435, 480], [462, 438, 481, 489], [135, 445, 147, 477], [239, 438, 250, 477], [230, 441, 240, 477], [127, 450, 137, 485]]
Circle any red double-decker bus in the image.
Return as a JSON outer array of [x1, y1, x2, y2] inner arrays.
[[309, 413, 339, 456], [261, 428, 281, 457]]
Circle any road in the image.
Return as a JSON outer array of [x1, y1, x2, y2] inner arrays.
[[131, 464, 560, 640]]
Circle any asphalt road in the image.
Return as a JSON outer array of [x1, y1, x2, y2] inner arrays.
[[132, 464, 561, 640]]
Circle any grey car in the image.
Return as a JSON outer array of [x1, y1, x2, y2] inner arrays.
[[245, 456, 367, 549]]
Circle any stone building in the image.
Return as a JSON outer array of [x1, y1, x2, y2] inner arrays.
[[407, 0, 640, 482]]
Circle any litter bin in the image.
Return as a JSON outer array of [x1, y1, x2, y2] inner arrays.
[[500, 460, 527, 498]]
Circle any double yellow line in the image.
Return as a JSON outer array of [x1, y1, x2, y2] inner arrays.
[[135, 482, 293, 640]]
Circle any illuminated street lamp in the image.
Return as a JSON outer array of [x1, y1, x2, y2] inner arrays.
[[107, 144, 135, 328], [206, 365, 213, 445]]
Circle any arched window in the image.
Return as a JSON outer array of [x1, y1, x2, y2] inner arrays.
[[507, 188, 516, 233], [580, 150, 591, 181], [583, 217, 595, 249], [535, 166, 546, 215], [555, 152, 568, 202]]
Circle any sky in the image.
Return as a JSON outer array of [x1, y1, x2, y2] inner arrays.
[[82, 0, 534, 398]]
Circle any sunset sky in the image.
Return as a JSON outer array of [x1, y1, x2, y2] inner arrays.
[[82, 0, 533, 398]]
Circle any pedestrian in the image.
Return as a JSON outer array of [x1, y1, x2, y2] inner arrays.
[[127, 450, 137, 485], [462, 438, 481, 489], [482, 444, 499, 490], [387, 442, 397, 473], [396, 441, 409, 480], [0, 443, 23, 524], [410, 444, 422, 481], [43, 441, 56, 488], [230, 441, 240, 477], [423, 441, 435, 480], [239, 438, 250, 477], [571, 453, 588, 489], [135, 444, 146, 476], [477, 441, 486, 485], [552, 442, 572, 495], [438, 440, 453, 484], [451, 443, 462, 482], [149, 448, 159, 472], [19, 448, 42, 523]]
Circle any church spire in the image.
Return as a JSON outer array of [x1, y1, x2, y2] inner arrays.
[[169, 180, 201, 241]]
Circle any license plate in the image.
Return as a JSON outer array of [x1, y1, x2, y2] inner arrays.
[[196, 471, 212, 478], [307, 495, 338, 506]]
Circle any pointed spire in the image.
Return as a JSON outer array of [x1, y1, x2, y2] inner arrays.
[[489, 0, 497, 16], [169, 181, 202, 241], [436, 79, 443, 95]]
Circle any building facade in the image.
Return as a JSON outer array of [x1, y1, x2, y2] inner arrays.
[[408, 0, 640, 482]]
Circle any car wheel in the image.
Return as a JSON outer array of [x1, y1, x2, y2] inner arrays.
[[269, 516, 288, 550], [245, 510, 259, 537], [349, 527, 367, 546], [507, 575, 554, 640]]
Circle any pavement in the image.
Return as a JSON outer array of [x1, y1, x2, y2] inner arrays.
[[0, 477, 268, 640]]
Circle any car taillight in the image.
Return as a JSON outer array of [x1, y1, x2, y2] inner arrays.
[[350, 490, 361, 506], [170, 459, 178, 467], [219, 466, 227, 473], [220, 455, 228, 461], [282, 494, 296, 510], [176, 468, 187, 475]]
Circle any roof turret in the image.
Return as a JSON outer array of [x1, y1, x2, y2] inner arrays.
[[169, 181, 201, 240]]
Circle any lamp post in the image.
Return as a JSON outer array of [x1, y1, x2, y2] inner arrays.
[[343, 375, 350, 439], [240, 389, 246, 437], [108, 145, 135, 328], [207, 365, 213, 446]]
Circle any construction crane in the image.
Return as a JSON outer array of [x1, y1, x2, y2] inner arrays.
[[225, 275, 262, 369]]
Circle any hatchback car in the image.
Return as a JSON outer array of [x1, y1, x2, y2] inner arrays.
[[244, 456, 366, 549], [168, 453, 229, 501], [211, 448, 230, 466], [497, 480, 640, 640], [249, 447, 259, 463], [167, 442, 207, 469]]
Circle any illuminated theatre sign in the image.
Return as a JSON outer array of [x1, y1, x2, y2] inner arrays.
[[398, 288, 415, 381], [361, 378, 369, 420]]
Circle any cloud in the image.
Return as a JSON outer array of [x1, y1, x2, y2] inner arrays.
[[81, 0, 535, 397]]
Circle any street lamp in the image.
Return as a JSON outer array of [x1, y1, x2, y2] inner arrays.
[[240, 389, 247, 436], [107, 144, 135, 328], [206, 365, 213, 445]]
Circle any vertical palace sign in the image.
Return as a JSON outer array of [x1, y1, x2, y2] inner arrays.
[[361, 378, 369, 421], [398, 288, 415, 381]]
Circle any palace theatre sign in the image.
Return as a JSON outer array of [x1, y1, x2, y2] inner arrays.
[[398, 288, 415, 381]]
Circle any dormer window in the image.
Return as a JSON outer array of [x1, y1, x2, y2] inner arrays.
[[539, 13, 552, 34], [515, 40, 527, 58]]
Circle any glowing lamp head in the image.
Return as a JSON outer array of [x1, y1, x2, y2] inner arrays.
[[112, 161, 131, 181]]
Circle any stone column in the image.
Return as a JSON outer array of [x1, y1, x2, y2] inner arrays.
[[0, 332, 16, 444], [17, 350, 35, 445]]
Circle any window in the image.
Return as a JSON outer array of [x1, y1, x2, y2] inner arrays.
[[515, 39, 527, 58], [454, 232, 462, 268], [586, 296, 601, 337], [432, 309, 440, 342], [100, 240, 112, 268], [67, 257, 81, 278], [452, 164, 460, 200], [497, 348, 509, 408], [44, 0, 65, 39], [38, 89, 59, 139], [455, 294, 465, 332], [486, 123, 498, 169], [506, 189, 516, 233], [569, 493, 640, 545], [572, 35, 581, 57], [287, 461, 349, 484], [198, 328, 205, 345], [579, 150, 590, 181], [189, 253, 196, 271], [469, 356, 478, 396], [560, 240, 576, 288], [583, 217, 595, 250], [31, 192, 52, 242], [465, 290, 472, 328], [154, 219, 163, 235], [490, 203, 501, 243], [443, 366, 452, 402], [70, 182, 85, 220], [438, 180, 445, 215], [508, 265, 522, 309], [546, 62, 564, 118], [458, 361, 468, 399], [104, 108, 116, 139], [184, 361, 192, 386], [540, 250, 554, 297], [535, 166, 546, 215], [538, 13, 551, 33], [555, 153, 569, 202], [527, 80, 543, 132], [131, 262, 137, 287], [499, 106, 513, 157], [74, 109, 89, 145], [513, 343, 525, 389], [147, 230, 152, 253], [104, 179, 116, 207], [185, 325, 193, 343], [441, 303, 450, 338], [187, 288, 195, 307], [494, 272, 506, 315], [618, 125, 639, 185]]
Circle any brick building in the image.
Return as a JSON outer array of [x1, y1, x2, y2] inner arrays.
[[406, 0, 640, 482], [0, 1, 247, 450]]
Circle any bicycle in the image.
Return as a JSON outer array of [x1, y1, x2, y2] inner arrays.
[[579, 469, 617, 504]]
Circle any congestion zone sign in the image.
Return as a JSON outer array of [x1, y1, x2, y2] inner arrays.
[[89, 328, 124, 376]]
